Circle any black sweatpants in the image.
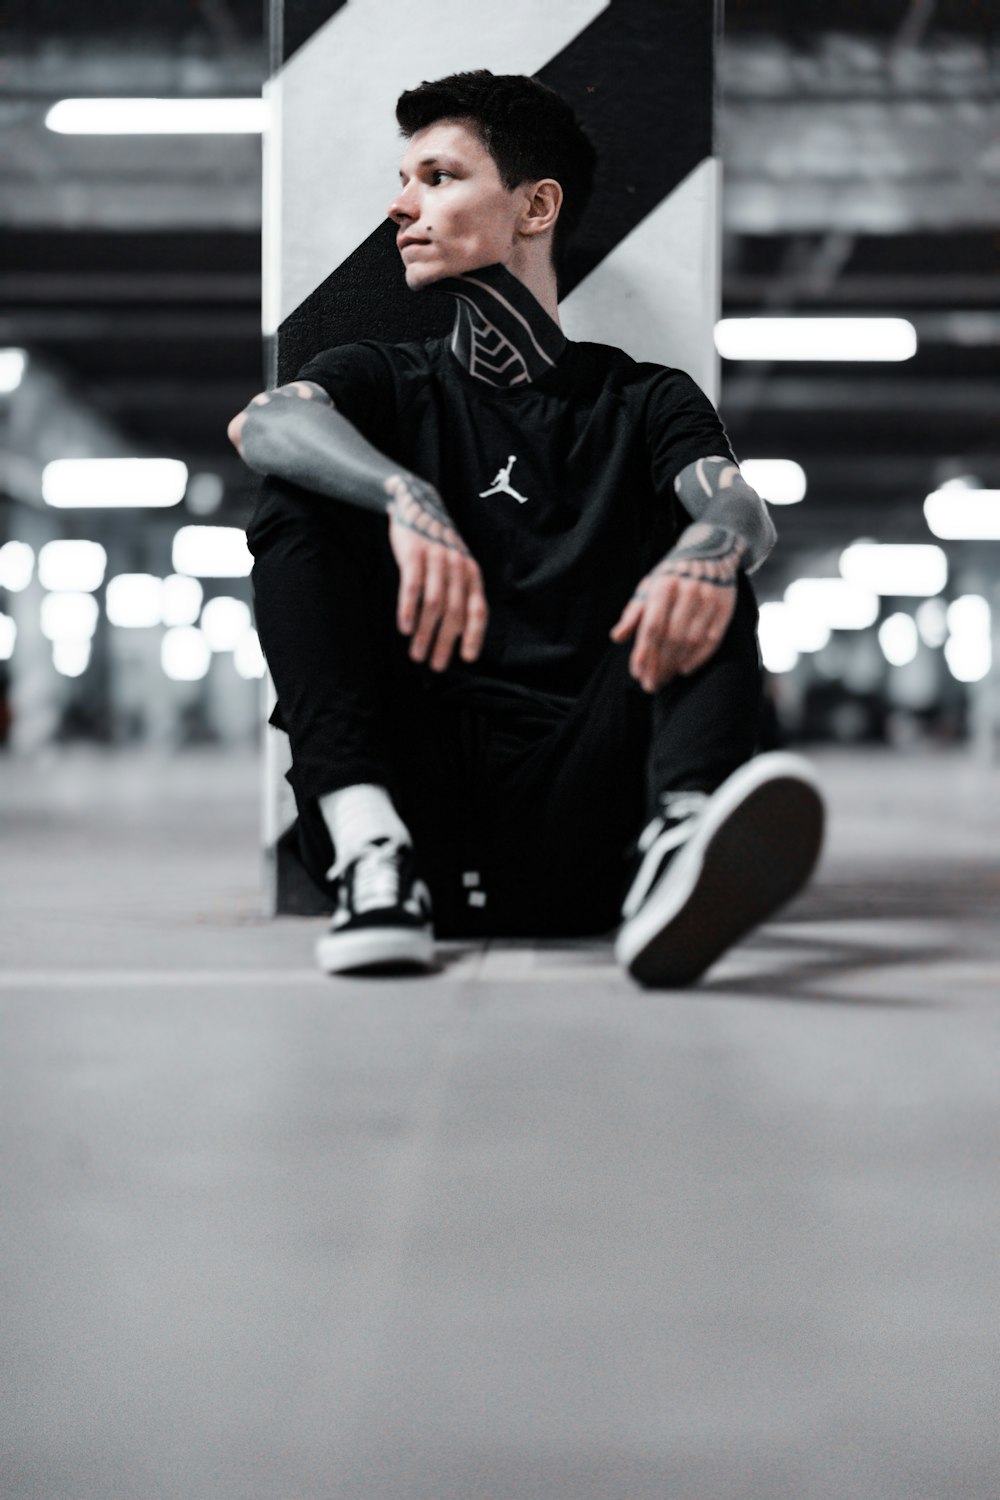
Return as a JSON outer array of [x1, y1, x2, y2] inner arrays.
[[246, 478, 763, 939]]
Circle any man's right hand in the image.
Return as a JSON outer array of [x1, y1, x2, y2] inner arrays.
[[385, 472, 489, 672]]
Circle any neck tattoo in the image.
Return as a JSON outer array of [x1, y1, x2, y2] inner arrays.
[[434, 261, 567, 388]]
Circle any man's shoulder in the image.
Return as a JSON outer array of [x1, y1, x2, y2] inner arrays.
[[298, 334, 444, 383], [568, 339, 691, 399]]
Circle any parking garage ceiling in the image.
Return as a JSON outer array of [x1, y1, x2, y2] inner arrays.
[[1, 0, 998, 573]]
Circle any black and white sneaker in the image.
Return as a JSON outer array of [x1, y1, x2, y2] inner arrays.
[[315, 837, 434, 975], [615, 752, 825, 988]]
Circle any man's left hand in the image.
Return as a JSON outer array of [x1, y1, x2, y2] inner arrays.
[[609, 522, 746, 692]]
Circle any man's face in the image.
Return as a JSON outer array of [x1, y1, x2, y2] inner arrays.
[[388, 119, 525, 288]]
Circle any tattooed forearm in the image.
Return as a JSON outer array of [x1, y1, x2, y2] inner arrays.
[[672, 455, 777, 574], [384, 472, 470, 557], [233, 378, 451, 525], [644, 522, 746, 592]]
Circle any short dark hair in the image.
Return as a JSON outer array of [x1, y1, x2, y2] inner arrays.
[[395, 69, 597, 283]]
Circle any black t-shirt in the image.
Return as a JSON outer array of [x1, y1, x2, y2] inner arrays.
[[297, 334, 737, 700]]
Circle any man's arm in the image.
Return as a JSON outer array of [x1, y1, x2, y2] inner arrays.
[[228, 380, 488, 671], [671, 455, 777, 578], [609, 455, 775, 692]]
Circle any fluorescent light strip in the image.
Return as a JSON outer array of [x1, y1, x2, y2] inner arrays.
[[715, 318, 917, 362], [42, 458, 188, 509], [46, 98, 267, 135], [924, 489, 1000, 540]]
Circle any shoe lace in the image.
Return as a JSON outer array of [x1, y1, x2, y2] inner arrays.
[[637, 790, 708, 852], [349, 838, 406, 914]]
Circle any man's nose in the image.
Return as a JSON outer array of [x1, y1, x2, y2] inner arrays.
[[388, 185, 416, 224]]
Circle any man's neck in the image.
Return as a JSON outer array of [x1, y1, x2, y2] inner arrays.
[[434, 261, 566, 389]]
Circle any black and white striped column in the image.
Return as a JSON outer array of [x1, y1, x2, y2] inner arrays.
[[261, 0, 724, 914]]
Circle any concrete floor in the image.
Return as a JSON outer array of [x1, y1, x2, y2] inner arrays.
[[1, 742, 998, 1500]]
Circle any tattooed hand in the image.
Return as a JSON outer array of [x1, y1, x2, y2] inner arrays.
[[609, 522, 746, 691], [385, 472, 489, 671]]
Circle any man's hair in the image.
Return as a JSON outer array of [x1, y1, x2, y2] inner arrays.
[[395, 69, 597, 283]]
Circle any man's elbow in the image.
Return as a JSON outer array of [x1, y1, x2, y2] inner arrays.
[[227, 411, 247, 455]]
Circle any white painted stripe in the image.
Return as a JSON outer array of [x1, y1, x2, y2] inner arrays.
[[561, 157, 723, 403], [265, 0, 610, 332]]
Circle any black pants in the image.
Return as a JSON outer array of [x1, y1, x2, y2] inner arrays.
[[247, 478, 763, 939]]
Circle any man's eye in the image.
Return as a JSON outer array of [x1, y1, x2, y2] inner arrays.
[[432, 170, 451, 183]]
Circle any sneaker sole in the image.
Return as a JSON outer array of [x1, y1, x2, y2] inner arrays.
[[315, 925, 434, 976], [614, 754, 825, 988]]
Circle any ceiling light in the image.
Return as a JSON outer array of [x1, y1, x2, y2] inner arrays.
[[924, 489, 1000, 540], [200, 596, 252, 652], [105, 575, 164, 628], [0, 349, 26, 394], [916, 597, 948, 648], [944, 634, 991, 684], [38, 540, 107, 592], [0, 615, 15, 660], [839, 542, 947, 597], [161, 574, 203, 627], [946, 594, 990, 639], [783, 578, 880, 631], [161, 626, 211, 681], [234, 629, 266, 680], [739, 459, 806, 506], [715, 318, 916, 362], [757, 603, 800, 674], [0, 540, 34, 591], [46, 98, 267, 135], [878, 612, 919, 667], [40, 592, 99, 642], [42, 458, 187, 508], [172, 526, 252, 578], [52, 640, 91, 678]]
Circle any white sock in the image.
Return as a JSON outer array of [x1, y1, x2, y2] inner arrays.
[[319, 783, 412, 882]]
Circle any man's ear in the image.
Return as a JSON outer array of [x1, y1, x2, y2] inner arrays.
[[522, 178, 563, 238]]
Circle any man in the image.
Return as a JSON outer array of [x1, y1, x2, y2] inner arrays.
[[230, 69, 824, 985]]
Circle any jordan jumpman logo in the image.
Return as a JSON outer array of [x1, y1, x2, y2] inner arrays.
[[479, 455, 528, 504]]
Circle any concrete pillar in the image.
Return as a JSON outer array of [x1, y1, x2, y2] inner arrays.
[[261, 0, 725, 914]]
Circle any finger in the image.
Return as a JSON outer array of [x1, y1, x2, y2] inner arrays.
[[429, 554, 467, 672], [663, 586, 710, 675], [397, 549, 425, 636], [610, 596, 644, 642], [630, 578, 678, 684], [410, 547, 447, 661], [460, 567, 489, 661]]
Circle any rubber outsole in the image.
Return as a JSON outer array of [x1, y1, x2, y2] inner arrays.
[[315, 925, 434, 976], [615, 763, 825, 988]]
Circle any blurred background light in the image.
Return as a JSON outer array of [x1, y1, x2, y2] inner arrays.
[[42, 458, 188, 509], [234, 628, 266, 680], [757, 602, 800, 674], [0, 614, 16, 659], [172, 526, 253, 578], [161, 626, 211, 681], [784, 577, 880, 631], [0, 348, 27, 393], [924, 489, 1000, 540], [40, 591, 100, 642], [161, 574, 204, 626], [916, 597, 948, 649], [715, 318, 916, 362], [739, 459, 806, 506], [201, 596, 252, 652], [946, 594, 991, 639], [185, 472, 225, 516], [944, 634, 991, 684], [878, 612, 919, 667], [52, 639, 91, 677], [839, 542, 947, 597], [38, 539, 107, 592], [46, 98, 268, 134], [0, 540, 34, 592], [105, 574, 164, 628]]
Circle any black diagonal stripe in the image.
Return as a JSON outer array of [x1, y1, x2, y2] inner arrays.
[[274, 0, 350, 68], [277, 0, 717, 380]]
